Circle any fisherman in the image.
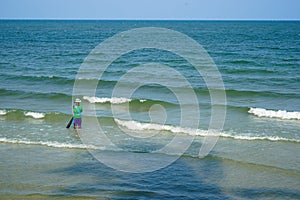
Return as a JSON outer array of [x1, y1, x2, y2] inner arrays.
[[73, 98, 83, 129]]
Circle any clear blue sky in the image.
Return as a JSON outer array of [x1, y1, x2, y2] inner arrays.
[[0, 0, 299, 20]]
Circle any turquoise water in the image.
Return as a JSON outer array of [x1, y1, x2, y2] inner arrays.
[[0, 20, 300, 199]]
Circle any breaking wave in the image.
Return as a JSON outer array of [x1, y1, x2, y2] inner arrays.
[[0, 109, 7, 115], [248, 107, 300, 120], [83, 96, 146, 104], [115, 119, 300, 143], [24, 111, 45, 119], [0, 109, 70, 121]]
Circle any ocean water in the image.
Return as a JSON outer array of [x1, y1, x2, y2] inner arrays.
[[0, 20, 300, 199]]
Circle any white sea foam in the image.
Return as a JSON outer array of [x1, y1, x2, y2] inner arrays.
[[83, 96, 146, 104], [115, 119, 300, 143], [115, 119, 212, 136], [218, 132, 299, 142], [0, 137, 104, 150], [0, 110, 7, 115], [24, 111, 45, 119], [248, 107, 300, 120]]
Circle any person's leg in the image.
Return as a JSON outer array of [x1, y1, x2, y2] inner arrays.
[[78, 118, 82, 129], [74, 118, 79, 129]]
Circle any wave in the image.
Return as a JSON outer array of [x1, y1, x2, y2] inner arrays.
[[224, 88, 298, 98], [83, 96, 146, 104], [24, 111, 45, 119], [0, 73, 74, 85], [248, 107, 300, 120], [0, 88, 72, 103], [255, 45, 284, 51], [0, 88, 69, 97], [89, 80, 299, 99], [2, 110, 47, 119], [82, 96, 180, 111], [2, 77, 297, 104], [115, 119, 300, 143], [223, 67, 274, 75], [0, 109, 70, 121], [0, 137, 104, 150], [225, 59, 260, 66], [0, 109, 7, 115]]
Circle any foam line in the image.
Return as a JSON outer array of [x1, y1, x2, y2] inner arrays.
[[0, 137, 104, 150], [115, 119, 300, 143]]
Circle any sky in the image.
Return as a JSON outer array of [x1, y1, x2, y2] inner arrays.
[[0, 0, 299, 20]]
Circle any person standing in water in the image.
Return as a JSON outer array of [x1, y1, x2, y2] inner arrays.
[[73, 98, 83, 129]]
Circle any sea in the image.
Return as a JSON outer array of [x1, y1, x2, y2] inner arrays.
[[0, 20, 299, 199]]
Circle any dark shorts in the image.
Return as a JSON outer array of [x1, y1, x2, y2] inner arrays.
[[74, 118, 82, 127]]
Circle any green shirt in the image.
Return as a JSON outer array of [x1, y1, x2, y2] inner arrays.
[[73, 105, 82, 119]]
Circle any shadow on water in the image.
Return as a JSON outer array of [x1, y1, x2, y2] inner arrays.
[[49, 151, 231, 199]]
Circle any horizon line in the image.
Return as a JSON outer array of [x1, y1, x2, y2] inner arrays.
[[1, 18, 300, 21]]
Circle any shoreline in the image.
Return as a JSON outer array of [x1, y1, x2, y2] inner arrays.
[[1, 143, 299, 199]]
